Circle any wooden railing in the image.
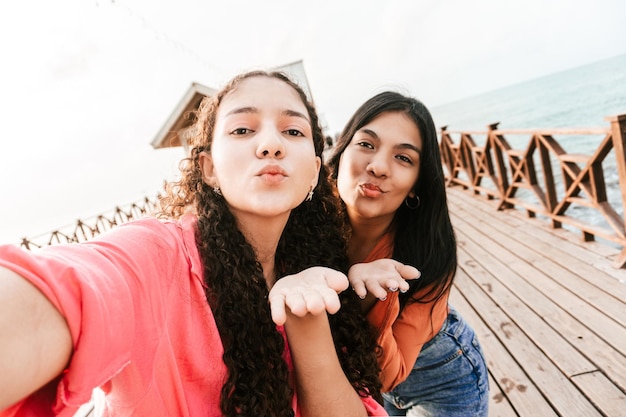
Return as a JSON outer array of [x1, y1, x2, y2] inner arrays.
[[440, 113, 626, 268], [19, 113, 626, 269], [20, 195, 161, 250]]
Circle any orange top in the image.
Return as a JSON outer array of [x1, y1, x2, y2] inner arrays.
[[363, 233, 449, 392]]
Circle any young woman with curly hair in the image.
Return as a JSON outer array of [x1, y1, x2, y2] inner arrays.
[[0, 71, 385, 417], [327, 91, 489, 416]]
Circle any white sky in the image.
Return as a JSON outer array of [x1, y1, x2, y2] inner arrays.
[[1, 0, 625, 243]]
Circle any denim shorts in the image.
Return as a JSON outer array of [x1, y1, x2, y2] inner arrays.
[[382, 305, 489, 416]]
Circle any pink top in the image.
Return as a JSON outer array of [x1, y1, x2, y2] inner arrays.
[[0, 216, 386, 417]]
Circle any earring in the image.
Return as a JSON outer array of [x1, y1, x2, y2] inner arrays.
[[405, 195, 420, 209], [306, 187, 314, 202], [213, 186, 222, 196]]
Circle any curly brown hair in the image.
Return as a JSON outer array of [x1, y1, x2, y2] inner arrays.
[[159, 70, 382, 416]]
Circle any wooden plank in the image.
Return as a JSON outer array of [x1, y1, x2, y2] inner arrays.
[[449, 280, 557, 416], [486, 373, 518, 417], [451, 197, 626, 393], [450, 289, 520, 417], [448, 186, 626, 281], [571, 371, 626, 417], [453, 220, 619, 367], [453, 265, 601, 416], [448, 186, 615, 258], [452, 187, 626, 310], [448, 186, 626, 289], [450, 200, 626, 354], [450, 188, 626, 300], [541, 308, 626, 393], [442, 186, 626, 415], [512, 214, 626, 282], [453, 240, 595, 377], [454, 224, 626, 396], [451, 200, 626, 331], [467, 192, 626, 289]]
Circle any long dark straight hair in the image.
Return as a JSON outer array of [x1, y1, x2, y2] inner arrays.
[[328, 91, 457, 309]]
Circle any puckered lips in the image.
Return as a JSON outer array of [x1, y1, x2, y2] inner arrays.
[[359, 182, 384, 198], [257, 164, 288, 185]]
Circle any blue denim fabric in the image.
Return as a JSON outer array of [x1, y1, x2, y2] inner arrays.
[[382, 305, 489, 416]]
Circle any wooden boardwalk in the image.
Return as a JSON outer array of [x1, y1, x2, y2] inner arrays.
[[446, 186, 626, 417]]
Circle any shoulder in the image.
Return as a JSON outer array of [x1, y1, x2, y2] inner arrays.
[[110, 216, 184, 241], [91, 215, 197, 255]]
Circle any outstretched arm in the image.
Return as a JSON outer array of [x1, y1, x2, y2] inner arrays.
[[285, 311, 370, 417], [268, 267, 374, 417], [0, 267, 72, 410]]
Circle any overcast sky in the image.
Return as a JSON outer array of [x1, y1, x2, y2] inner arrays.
[[1, 0, 625, 243]]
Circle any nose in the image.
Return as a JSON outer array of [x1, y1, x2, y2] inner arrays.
[[256, 127, 285, 159], [366, 154, 389, 178]]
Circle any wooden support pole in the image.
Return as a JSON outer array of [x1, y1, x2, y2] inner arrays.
[[607, 114, 626, 268]]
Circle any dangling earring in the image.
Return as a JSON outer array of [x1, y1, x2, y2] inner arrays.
[[306, 187, 314, 202], [405, 195, 420, 209], [213, 185, 222, 196]]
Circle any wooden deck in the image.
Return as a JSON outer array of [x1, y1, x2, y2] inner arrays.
[[446, 185, 626, 417]]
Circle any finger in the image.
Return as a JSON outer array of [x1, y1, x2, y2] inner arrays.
[[396, 278, 410, 293], [351, 280, 368, 299], [302, 290, 327, 316], [320, 289, 342, 314], [322, 268, 349, 293], [364, 280, 389, 300], [285, 292, 309, 318], [384, 277, 404, 292], [268, 293, 287, 326], [396, 263, 421, 280]]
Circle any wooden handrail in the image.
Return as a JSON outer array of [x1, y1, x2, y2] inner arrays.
[[440, 113, 626, 268], [20, 195, 161, 250], [20, 112, 626, 270]]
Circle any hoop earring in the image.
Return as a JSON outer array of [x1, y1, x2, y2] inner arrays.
[[306, 187, 314, 202], [213, 186, 222, 196], [405, 195, 420, 209]]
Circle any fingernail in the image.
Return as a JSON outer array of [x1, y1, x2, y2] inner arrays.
[[400, 289, 407, 293], [389, 287, 398, 292], [359, 294, 366, 299], [379, 296, 387, 301]]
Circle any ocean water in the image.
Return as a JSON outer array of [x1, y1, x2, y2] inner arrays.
[[429, 53, 626, 236], [430, 53, 626, 132]]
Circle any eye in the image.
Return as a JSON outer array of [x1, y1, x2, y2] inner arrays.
[[284, 129, 304, 137], [396, 154, 413, 164], [356, 141, 374, 149], [231, 127, 252, 135]]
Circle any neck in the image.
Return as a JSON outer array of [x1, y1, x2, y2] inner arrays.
[[347, 218, 392, 265], [258, 252, 278, 288], [235, 213, 287, 289]]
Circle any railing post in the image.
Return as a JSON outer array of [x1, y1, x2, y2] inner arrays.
[[487, 122, 508, 204], [439, 125, 452, 182], [608, 114, 626, 268]]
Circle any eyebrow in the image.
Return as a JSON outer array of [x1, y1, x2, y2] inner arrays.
[[359, 128, 422, 154], [225, 106, 310, 124]]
